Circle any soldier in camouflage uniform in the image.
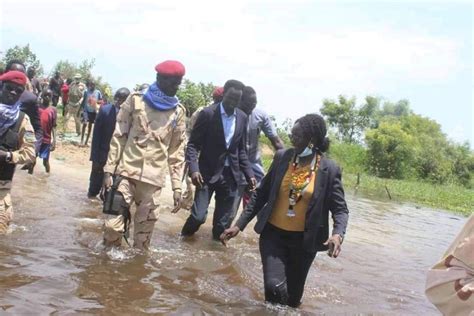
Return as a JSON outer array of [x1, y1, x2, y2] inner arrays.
[[65, 74, 86, 135], [102, 61, 187, 250], [0, 71, 36, 233]]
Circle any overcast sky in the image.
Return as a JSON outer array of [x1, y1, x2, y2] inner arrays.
[[1, 0, 472, 145]]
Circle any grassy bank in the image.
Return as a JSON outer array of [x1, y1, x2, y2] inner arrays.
[[340, 172, 473, 216], [261, 155, 473, 216]]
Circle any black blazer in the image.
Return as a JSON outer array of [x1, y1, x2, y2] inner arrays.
[[186, 103, 254, 184], [235, 148, 349, 253]]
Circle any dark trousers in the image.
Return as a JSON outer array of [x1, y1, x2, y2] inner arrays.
[[52, 94, 60, 107], [88, 161, 105, 197], [259, 224, 317, 307], [181, 167, 239, 240]]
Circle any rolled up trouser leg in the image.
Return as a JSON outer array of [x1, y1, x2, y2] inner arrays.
[[73, 107, 82, 135], [103, 178, 134, 248], [132, 181, 162, 250], [65, 103, 79, 133], [0, 190, 13, 234]]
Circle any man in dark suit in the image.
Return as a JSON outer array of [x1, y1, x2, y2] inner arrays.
[[87, 87, 130, 198], [181, 80, 257, 240]]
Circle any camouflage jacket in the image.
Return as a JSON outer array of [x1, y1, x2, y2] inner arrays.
[[105, 92, 186, 190]]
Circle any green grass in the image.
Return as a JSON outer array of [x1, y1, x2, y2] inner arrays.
[[261, 155, 473, 216], [341, 172, 473, 216]]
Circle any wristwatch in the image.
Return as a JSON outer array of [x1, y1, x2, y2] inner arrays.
[[5, 151, 12, 162]]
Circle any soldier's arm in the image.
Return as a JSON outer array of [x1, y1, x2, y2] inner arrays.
[[167, 106, 187, 191], [104, 95, 134, 173], [11, 115, 36, 164], [186, 109, 207, 175]]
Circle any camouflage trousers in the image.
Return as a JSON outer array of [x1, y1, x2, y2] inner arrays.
[[0, 189, 13, 235], [103, 177, 162, 250], [65, 103, 82, 135]]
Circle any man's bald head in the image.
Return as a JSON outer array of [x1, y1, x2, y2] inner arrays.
[[114, 87, 131, 107]]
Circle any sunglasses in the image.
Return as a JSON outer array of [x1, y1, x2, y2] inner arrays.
[[3, 83, 25, 95]]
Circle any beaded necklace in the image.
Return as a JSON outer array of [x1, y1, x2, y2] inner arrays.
[[286, 153, 321, 217]]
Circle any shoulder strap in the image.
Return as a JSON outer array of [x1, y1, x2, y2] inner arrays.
[[12, 112, 26, 133], [132, 94, 145, 111]]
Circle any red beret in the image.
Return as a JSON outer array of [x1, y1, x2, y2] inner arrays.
[[212, 86, 224, 98], [155, 60, 186, 77], [0, 70, 27, 86]]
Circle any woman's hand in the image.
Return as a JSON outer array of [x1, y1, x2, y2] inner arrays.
[[324, 234, 343, 258], [220, 226, 240, 247]]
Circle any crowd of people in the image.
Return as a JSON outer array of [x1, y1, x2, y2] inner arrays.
[[2, 58, 469, 312]]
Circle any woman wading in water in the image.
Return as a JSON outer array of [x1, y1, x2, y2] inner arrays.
[[221, 113, 349, 308]]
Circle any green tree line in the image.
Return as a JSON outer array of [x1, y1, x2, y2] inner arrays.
[[321, 96, 474, 188], [1, 44, 112, 100]]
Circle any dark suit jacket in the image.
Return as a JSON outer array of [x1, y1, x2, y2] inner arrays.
[[235, 148, 349, 253], [186, 103, 254, 184], [90, 103, 118, 163], [19, 90, 43, 145]]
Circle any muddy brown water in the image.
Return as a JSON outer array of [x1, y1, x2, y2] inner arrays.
[[0, 160, 467, 315]]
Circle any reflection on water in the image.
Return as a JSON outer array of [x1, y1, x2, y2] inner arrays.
[[0, 161, 467, 314]]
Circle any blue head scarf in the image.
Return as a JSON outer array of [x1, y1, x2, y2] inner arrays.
[[0, 101, 21, 136], [143, 82, 179, 111]]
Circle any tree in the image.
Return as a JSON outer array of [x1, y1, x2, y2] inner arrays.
[[176, 79, 215, 114], [446, 142, 474, 188], [265, 116, 292, 147], [380, 99, 412, 117], [1, 44, 43, 75], [52, 59, 96, 81], [51, 58, 112, 100], [365, 120, 415, 179], [321, 95, 379, 143]]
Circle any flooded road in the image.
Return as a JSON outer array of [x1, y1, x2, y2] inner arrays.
[[0, 160, 467, 315]]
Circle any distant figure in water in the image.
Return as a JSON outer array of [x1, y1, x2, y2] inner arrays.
[[0, 71, 36, 233], [80, 81, 103, 146], [29, 88, 57, 174], [425, 214, 474, 315], [221, 113, 349, 308]]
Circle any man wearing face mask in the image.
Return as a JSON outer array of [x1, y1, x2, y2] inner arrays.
[[88, 87, 130, 199], [102, 61, 187, 250], [0, 71, 36, 233], [181, 80, 256, 240]]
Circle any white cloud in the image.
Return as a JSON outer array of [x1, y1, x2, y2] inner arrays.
[[1, 0, 470, 143]]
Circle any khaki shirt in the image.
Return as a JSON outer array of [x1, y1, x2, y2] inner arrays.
[[68, 82, 86, 107], [105, 92, 186, 191], [0, 115, 36, 190]]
